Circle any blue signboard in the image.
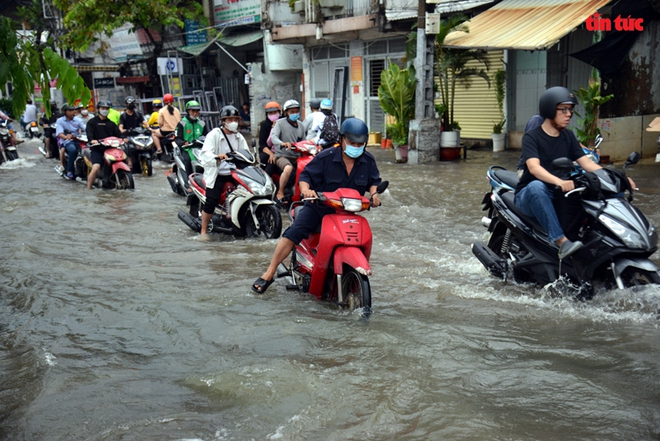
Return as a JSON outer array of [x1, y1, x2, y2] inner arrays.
[[185, 19, 207, 46]]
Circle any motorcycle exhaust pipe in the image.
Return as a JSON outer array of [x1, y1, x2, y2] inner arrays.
[[167, 174, 179, 193], [178, 210, 201, 232], [471, 242, 507, 279]]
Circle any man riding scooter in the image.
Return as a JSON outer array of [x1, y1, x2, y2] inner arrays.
[[252, 118, 382, 294], [173, 100, 209, 190], [55, 104, 86, 180]]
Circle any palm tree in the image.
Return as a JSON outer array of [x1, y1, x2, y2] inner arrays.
[[435, 15, 491, 131]]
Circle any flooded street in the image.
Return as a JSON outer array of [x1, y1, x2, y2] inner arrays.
[[1, 139, 660, 440]]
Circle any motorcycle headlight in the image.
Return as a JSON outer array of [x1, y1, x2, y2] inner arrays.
[[245, 179, 270, 196], [599, 214, 645, 249], [0, 128, 8, 135], [341, 197, 369, 212], [134, 140, 145, 148]]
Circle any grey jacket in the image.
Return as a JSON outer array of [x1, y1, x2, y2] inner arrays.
[[271, 118, 306, 159]]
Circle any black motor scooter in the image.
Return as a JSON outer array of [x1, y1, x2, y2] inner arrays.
[[471, 152, 660, 297]]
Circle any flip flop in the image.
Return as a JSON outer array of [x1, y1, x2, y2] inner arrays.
[[252, 277, 275, 294]]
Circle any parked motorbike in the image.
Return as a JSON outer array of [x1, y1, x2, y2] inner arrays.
[[77, 137, 134, 189], [167, 136, 205, 196], [178, 148, 281, 238], [26, 120, 41, 139], [471, 152, 659, 298], [124, 127, 156, 176], [277, 181, 389, 318], [0, 119, 19, 164]]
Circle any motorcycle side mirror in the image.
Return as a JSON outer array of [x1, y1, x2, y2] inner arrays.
[[623, 151, 641, 169], [551, 157, 574, 171], [376, 181, 389, 194], [594, 134, 603, 148]]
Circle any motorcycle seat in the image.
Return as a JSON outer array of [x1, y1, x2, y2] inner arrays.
[[500, 191, 549, 240], [191, 173, 206, 190], [493, 169, 519, 189]]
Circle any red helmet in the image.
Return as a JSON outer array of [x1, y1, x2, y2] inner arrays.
[[163, 93, 174, 104]]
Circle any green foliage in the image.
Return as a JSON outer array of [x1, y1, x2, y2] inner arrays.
[[435, 15, 490, 131], [491, 69, 506, 134], [378, 62, 416, 146], [0, 98, 13, 117], [53, 0, 206, 53], [573, 69, 613, 147], [0, 14, 90, 118], [492, 118, 505, 134]]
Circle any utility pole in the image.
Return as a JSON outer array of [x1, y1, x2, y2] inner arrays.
[[408, 0, 441, 164]]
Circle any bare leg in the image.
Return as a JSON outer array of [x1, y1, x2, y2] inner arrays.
[[60, 147, 65, 169], [87, 164, 101, 189], [259, 237, 295, 283], [200, 211, 213, 235], [45, 137, 51, 158], [152, 131, 163, 153], [277, 164, 293, 200]]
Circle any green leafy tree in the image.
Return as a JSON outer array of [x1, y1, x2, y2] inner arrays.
[[435, 15, 490, 131], [0, 6, 90, 118], [53, 0, 207, 87], [573, 69, 613, 147], [378, 61, 416, 146]]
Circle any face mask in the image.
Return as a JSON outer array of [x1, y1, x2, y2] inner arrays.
[[268, 114, 279, 122], [344, 144, 365, 159], [188, 115, 197, 122], [127, 104, 136, 110], [99, 109, 109, 117], [288, 113, 300, 122], [225, 121, 239, 132]]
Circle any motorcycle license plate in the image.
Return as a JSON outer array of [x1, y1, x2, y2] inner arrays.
[[7, 146, 16, 151], [30, 126, 39, 132]]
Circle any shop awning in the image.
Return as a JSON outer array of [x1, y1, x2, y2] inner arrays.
[[217, 30, 263, 47], [386, 0, 494, 23], [443, 0, 613, 50], [74, 64, 120, 72], [178, 37, 218, 56]]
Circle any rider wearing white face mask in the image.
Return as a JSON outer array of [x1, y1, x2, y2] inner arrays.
[[198, 105, 249, 235], [271, 99, 306, 203]]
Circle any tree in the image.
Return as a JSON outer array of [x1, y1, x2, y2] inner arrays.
[[0, 4, 90, 118], [53, 0, 207, 91], [435, 15, 490, 131]]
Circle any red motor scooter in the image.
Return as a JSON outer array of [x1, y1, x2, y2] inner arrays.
[[279, 181, 388, 318], [268, 140, 318, 205], [78, 137, 134, 189]]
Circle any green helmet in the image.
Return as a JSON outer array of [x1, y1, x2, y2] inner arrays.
[[186, 100, 201, 111]]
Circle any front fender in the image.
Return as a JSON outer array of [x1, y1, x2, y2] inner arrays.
[[111, 161, 131, 174], [333, 246, 372, 276], [612, 257, 660, 280]]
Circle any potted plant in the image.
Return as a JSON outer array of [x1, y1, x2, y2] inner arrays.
[[491, 69, 506, 152], [435, 15, 490, 153], [378, 61, 416, 163], [574, 68, 614, 149]]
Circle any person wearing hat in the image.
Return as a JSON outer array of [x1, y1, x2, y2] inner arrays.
[[258, 101, 282, 179], [251, 117, 382, 294], [173, 100, 209, 188], [147, 99, 162, 127], [55, 104, 86, 180], [85, 100, 122, 190], [152, 93, 181, 158], [303, 98, 321, 140], [197, 105, 249, 236], [119, 96, 146, 133]]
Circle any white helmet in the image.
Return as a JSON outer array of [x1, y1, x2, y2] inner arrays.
[[283, 99, 300, 112]]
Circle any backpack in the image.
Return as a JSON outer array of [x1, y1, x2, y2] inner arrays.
[[320, 113, 339, 145]]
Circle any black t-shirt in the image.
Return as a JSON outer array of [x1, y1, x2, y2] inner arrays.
[[516, 126, 585, 193], [86, 116, 121, 143], [258, 118, 273, 149], [119, 111, 144, 130]]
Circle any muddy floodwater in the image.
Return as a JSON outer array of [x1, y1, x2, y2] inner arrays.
[[1, 139, 660, 440]]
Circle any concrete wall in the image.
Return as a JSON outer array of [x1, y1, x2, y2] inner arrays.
[[599, 114, 660, 162], [248, 61, 302, 137]]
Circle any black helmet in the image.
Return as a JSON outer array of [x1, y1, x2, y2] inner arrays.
[[539, 86, 577, 120], [310, 98, 322, 110], [220, 105, 240, 119], [97, 100, 111, 108], [340, 118, 369, 144], [125, 96, 136, 105], [62, 104, 74, 112]]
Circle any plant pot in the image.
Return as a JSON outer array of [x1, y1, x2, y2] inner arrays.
[[368, 132, 382, 145], [381, 138, 392, 149], [440, 130, 460, 147], [394, 144, 408, 163], [492, 132, 505, 152], [439, 147, 461, 161]]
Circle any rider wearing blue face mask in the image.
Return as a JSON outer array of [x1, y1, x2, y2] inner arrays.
[[271, 99, 306, 203], [252, 117, 382, 294]]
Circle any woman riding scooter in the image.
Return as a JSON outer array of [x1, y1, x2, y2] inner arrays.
[[152, 93, 180, 160], [173, 100, 209, 189]]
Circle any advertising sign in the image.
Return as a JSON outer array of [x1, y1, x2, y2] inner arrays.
[[93, 78, 116, 89], [213, 0, 261, 27], [185, 19, 207, 45], [110, 24, 143, 60]]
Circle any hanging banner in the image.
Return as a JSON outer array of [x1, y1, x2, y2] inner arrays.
[[213, 0, 261, 27]]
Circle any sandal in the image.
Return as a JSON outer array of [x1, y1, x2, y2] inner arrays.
[[252, 277, 275, 294]]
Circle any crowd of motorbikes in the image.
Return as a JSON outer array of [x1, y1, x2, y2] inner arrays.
[[6, 113, 659, 316]]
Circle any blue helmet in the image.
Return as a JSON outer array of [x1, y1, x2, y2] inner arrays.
[[340, 118, 369, 144], [320, 99, 333, 110]]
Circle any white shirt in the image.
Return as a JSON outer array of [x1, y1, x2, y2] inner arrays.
[[311, 111, 337, 146], [200, 127, 248, 188], [23, 104, 38, 122]]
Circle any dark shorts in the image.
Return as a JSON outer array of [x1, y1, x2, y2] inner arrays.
[[202, 176, 230, 214], [90, 148, 104, 165], [282, 202, 334, 244]]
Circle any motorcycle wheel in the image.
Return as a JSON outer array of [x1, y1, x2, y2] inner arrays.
[[244, 205, 282, 239], [7, 150, 18, 161], [487, 226, 529, 282], [114, 169, 134, 190], [340, 268, 372, 318], [619, 268, 660, 287], [141, 157, 153, 176]]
